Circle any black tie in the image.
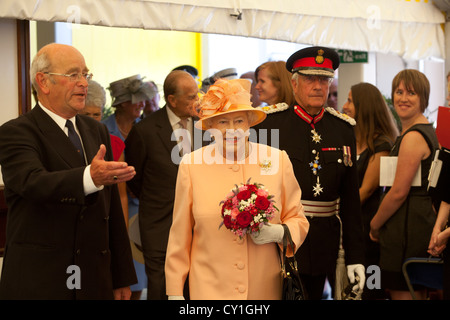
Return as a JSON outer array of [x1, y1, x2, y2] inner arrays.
[[65, 120, 85, 162]]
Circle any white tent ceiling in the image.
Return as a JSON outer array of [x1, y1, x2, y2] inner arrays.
[[0, 0, 446, 60]]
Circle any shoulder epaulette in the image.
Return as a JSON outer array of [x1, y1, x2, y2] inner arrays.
[[325, 107, 356, 126], [257, 103, 289, 114]]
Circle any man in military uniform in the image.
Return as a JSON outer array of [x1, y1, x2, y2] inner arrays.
[[254, 46, 365, 299]]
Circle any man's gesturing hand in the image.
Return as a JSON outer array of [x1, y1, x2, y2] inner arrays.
[[90, 144, 136, 186]]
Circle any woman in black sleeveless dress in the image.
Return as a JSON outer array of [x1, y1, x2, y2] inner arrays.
[[370, 70, 439, 300]]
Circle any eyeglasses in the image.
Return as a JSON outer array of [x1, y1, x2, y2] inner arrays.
[[44, 72, 93, 82], [299, 74, 333, 85]]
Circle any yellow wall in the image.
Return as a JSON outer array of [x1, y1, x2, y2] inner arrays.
[[71, 24, 202, 109]]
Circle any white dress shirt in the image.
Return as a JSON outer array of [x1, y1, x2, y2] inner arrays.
[[39, 103, 102, 195], [166, 106, 192, 153]]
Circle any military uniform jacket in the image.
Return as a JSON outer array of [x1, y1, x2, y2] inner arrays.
[[0, 105, 137, 299], [254, 105, 364, 275]]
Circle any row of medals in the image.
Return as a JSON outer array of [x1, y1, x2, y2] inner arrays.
[[309, 129, 353, 197]]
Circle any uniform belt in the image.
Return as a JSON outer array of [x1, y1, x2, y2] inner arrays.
[[301, 198, 340, 217]]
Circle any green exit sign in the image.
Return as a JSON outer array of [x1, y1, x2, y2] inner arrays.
[[337, 50, 368, 63]]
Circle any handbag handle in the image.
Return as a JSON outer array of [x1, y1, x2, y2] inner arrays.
[[281, 224, 298, 274]]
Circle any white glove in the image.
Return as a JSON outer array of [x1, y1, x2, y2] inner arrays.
[[250, 223, 284, 245], [346, 264, 365, 291], [168, 295, 185, 300]]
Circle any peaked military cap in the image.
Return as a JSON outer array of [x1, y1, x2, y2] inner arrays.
[[286, 46, 340, 78]]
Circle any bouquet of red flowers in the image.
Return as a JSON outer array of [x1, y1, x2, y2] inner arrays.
[[219, 179, 279, 239]]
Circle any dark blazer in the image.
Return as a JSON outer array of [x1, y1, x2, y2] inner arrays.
[[125, 107, 206, 256], [0, 105, 137, 299]]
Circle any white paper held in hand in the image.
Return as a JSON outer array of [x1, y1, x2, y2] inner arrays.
[[379, 156, 421, 187]]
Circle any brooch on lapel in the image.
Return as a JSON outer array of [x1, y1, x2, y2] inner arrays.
[[259, 159, 272, 172]]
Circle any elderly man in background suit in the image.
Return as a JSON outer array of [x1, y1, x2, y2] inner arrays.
[[0, 43, 137, 299]]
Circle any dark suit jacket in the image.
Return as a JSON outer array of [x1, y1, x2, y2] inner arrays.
[[125, 107, 207, 257], [0, 105, 137, 299]]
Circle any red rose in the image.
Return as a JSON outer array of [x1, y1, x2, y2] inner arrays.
[[223, 215, 233, 229], [246, 184, 258, 193], [236, 211, 253, 228], [255, 196, 270, 210], [237, 190, 252, 201]]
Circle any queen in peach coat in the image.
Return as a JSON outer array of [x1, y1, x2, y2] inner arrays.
[[165, 79, 309, 300]]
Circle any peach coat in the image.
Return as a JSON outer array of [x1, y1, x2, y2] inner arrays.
[[165, 142, 309, 300]]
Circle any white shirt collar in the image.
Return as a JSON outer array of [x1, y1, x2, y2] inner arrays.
[[166, 105, 181, 128], [166, 105, 191, 129], [38, 102, 77, 134]]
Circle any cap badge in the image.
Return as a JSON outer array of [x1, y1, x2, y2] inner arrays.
[[315, 49, 324, 64]]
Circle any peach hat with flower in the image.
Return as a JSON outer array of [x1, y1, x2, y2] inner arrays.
[[195, 78, 267, 130]]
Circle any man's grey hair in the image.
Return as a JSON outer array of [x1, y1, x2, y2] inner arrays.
[[29, 51, 52, 92], [292, 71, 333, 86], [292, 72, 300, 84]]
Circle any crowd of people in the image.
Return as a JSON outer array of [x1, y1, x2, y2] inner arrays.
[[0, 42, 448, 301]]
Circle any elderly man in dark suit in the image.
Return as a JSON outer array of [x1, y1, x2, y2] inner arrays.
[[125, 70, 204, 300], [0, 43, 137, 299]]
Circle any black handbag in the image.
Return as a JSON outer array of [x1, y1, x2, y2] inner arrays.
[[280, 224, 307, 300]]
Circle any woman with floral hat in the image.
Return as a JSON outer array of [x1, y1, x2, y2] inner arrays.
[[165, 79, 309, 300], [103, 74, 156, 140]]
